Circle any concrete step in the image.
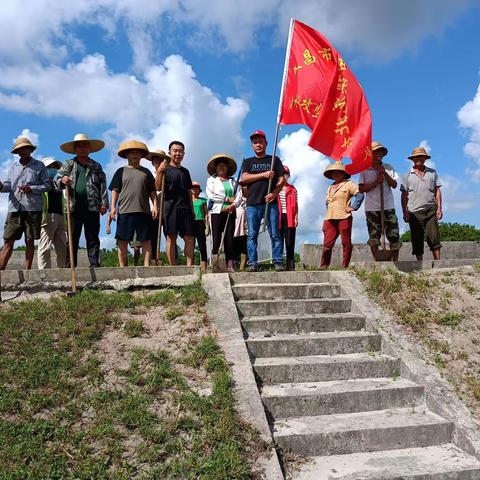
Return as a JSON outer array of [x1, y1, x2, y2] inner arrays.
[[237, 298, 352, 317], [247, 332, 381, 358], [241, 313, 366, 335], [232, 282, 341, 300], [261, 377, 424, 418], [292, 443, 480, 479], [253, 353, 400, 384], [274, 407, 453, 456], [230, 271, 330, 285]]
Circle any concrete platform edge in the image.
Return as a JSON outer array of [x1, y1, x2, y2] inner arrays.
[[202, 273, 284, 480]]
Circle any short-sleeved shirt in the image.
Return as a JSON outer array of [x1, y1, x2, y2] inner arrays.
[[324, 180, 359, 220], [193, 197, 207, 220], [241, 155, 284, 206], [358, 163, 399, 212], [400, 167, 441, 213], [109, 166, 156, 214], [164, 165, 193, 209]]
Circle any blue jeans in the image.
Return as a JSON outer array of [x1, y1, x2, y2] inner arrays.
[[246, 203, 283, 265]]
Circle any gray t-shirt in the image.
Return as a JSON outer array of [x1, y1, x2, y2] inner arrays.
[[109, 166, 156, 214], [400, 167, 441, 213]]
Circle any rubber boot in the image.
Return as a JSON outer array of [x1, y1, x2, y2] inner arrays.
[[287, 259, 295, 271]]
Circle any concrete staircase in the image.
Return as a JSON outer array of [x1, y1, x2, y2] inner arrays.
[[231, 271, 480, 480]]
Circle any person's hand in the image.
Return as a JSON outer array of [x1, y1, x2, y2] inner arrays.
[[205, 225, 210, 236], [157, 160, 168, 173], [375, 165, 386, 174], [376, 173, 385, 184], [403, 211, 410, 222], [18, 185, 32, 193], [262, 170, 275, 180], [265, 192, 277, 203], [61, 176, 73, 186], [436, 208, 443, 220], [345, 206, 354, 213], [151, 205, 159, 219], [100, 206, 108, 215], [294, 216, 299, 228], [106, 224, 111, 235], [226, 196, 235, 203], [109, 209, 117, 222], [224, 204, 235, 213]]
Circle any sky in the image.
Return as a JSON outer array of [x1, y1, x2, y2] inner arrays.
[[1, 0, 480, 249]]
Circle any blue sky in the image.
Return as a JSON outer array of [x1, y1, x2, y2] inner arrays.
[[0, 0, 479, 248]]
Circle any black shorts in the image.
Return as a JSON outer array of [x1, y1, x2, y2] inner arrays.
[[4, 211, 42, 241], [115, 212, 152, 242], [163, 205, 195, 238]]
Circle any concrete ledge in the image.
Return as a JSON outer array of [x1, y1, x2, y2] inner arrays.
[[301, 241, 480, 267], [351, 258, 480, 272], [1, 266, 196, 291], [330, 270, 480, 460], [202, 273, 284, 480]]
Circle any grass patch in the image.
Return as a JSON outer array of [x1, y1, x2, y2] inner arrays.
[[165, 305, 186, 321], [0, 284, 259, 479]]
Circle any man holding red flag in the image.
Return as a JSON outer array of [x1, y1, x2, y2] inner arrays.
[[278, 19, 372, 174]]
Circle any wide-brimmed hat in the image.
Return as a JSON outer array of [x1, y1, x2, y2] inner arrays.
[[192, 181, 202, 192], [60, 133, 105, 154], [147, 149, 170, 163], [372, 141, 388, 157], [324, 162, 351, 180], [42, 157, 62, 169], [117, 140, 149, 159], [207, 153, 237, 177], [408, 146, 431, 160], [11, 137, 37, 154]]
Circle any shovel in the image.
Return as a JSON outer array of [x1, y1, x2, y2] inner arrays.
[[375, 181, 393, 262], [212, 165, 243, 273], [65, 186, 77, 296]]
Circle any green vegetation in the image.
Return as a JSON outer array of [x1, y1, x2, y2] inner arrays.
[[100, 247, 202, 267], [0, 285, 260, 479], [401, 222, 480, 242]]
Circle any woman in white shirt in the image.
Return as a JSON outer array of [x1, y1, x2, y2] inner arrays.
[[206, 154, 241, 272]]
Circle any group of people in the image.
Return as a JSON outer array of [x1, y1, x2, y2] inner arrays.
[[0, 129, 442, 272]]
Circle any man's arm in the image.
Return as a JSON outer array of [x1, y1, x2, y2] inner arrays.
[[435, 187, 443, 220], [110, 190, 119, 219], [265, 175, 285, 203], [401, 191, 409, 222], [29, 165, 50, 195], [150, 190, 158, 219], [242, 170, 273, 184]]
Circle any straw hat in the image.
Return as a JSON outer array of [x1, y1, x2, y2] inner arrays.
[[60, 133, 105, 154], [372, 141, 388, 157], [408, 146, 431, 160], [42, 157, 62, 169], [207, 153, 237, 177], [147, 149, 170, 163], [324, 161, 351, 180], [11, 137, 37, 154], [192, 181, 202, 192], [117, 140, 149, 159]]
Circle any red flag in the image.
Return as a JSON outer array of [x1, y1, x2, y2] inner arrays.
[[278, 20, 372, 175]]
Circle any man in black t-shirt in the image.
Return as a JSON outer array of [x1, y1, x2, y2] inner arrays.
[[241, 130, 285, 271], [155, 140, 195, 266]]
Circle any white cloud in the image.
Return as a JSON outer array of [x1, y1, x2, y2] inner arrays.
[[458, 81, 480, 180], [0, 54, 249, 186], [419, 139, 436, 168], [0, 0, 472, 65], [278, 128, 330, 242], [15, 128, 40, 148], [441, 174, 477, 214]]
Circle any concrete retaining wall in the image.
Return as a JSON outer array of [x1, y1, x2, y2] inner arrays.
[[301, 241, 480, 267]]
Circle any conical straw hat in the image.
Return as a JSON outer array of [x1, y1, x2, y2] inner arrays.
[[324, 161, 351, 180], [60, 133, 105, 154], [117, 140, 149, 159], [11, 137, 37, 154]]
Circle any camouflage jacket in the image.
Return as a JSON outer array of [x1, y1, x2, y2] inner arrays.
[[55, 157, 109, 212]]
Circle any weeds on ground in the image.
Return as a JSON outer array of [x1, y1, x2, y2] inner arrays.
[[0, 285, 260, 479]]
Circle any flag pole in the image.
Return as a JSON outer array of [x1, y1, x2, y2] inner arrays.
[[262, 17, 295, 232]]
